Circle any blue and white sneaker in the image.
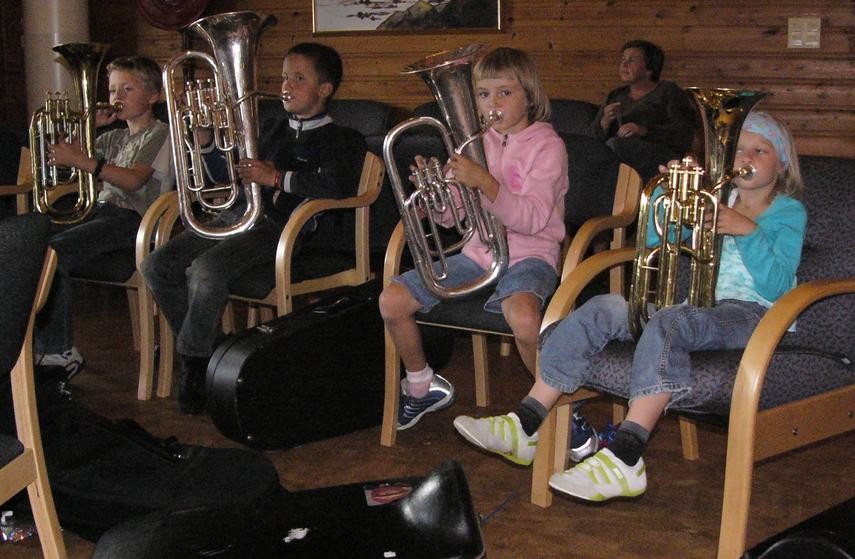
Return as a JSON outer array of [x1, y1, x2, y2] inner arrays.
[[568, 410, 599, 463], [397, 374, 455, 430]]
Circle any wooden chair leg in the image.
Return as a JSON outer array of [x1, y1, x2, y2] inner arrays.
[[499, 338, 512, 357], [259, 306, 274, 324], [136, 282, 156, 400], [222, 301, 236, 334], [127, 287, 141, 352], [532, 400, 566, 507], [380, 327, 400, 447], [716, 423, 756, 558], [472, 333, 490, 407], [246, 305, 259, 328], [679, 416, 700, 461], [612, 402, 627, 424], [27, 460, 67, 559], [155, 311, 174, 399]]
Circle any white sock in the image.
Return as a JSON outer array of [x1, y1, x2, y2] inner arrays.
[[405, 365, 434, 398]]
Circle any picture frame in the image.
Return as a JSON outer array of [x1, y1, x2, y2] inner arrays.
[[312, 0, 502, 34]]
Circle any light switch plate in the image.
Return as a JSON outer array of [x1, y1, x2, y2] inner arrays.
[[788, 17, 821, 48]]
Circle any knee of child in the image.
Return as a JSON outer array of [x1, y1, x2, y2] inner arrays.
[[503, 296, 542, 340], [378, 282, 414, 322], [185, 259, 219, 295]]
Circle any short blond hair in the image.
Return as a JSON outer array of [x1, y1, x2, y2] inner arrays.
[[106, 56, 162, 94], [473, 47, 550, 123]]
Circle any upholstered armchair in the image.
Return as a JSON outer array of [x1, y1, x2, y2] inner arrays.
[[143, 100, 391, 398], [0, 213, 66, 558], [529, 154, 855, 559]]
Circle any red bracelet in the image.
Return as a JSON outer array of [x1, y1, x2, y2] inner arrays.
[[274, 170, 284, 189]]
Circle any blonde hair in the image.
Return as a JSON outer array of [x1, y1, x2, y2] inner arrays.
[[106, 56, 162, 94], [743, 112, 803, 198], [473, 47, 550, 123], [772, 117, 803, 198]]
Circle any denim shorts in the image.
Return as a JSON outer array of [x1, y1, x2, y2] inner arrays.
[[394, 253, 558, 314]]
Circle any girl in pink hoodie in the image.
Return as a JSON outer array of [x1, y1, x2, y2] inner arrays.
[[380, 47, 568, 431]]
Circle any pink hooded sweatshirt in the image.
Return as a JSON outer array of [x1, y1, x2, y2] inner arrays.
[[443, 121, 568, 272]]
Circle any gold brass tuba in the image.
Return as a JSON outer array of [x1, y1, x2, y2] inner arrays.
[[627, 88, 766, 339], [382, 44, 509, 299], [29, 43, 120, 225], [163, 11, 285, 240]]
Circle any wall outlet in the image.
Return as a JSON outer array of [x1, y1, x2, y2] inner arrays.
[[788, 17, 821, 48]]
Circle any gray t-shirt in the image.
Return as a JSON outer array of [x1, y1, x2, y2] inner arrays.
[[96, 120, 172, 216]]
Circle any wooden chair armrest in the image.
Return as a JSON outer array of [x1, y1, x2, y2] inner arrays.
[[562, 213, 637, 278], [0, 183, 32, 195], [274, 190, 378, 287], [720, 276, 855, 557], [382, 221, 407, 286], [542, 246, 635, 332], [135, 191, 180, 268], [730, 277, 855, 423]]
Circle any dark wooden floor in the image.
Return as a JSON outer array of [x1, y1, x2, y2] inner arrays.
[[3, 283, 853, 558]]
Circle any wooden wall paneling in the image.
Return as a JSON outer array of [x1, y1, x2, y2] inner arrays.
[[1, 0, 849, 157]]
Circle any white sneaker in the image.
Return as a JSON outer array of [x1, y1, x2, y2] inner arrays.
[[35, 346, 85, 381], [453, 412, 538, 466], [548, 448, 646, 502]]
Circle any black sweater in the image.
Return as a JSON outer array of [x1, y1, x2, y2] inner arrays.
[[206, 112, 367, 228]]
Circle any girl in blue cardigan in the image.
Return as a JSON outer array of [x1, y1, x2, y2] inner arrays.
[[454, 112, 806, 501]]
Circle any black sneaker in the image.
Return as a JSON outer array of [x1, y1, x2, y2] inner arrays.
[[397, 374, 455, 430], [35, 346, 85, 382], [178, 355, 209, 415]]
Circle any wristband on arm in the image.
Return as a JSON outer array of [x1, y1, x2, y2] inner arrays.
[[93, 156, 107, 178]]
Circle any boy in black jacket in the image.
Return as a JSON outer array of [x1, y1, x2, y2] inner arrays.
[[142, 43, 366, 414]]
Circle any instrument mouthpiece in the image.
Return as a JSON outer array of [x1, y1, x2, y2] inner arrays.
[[737, 165, 755, 180]]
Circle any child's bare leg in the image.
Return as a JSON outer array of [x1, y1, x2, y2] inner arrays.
[[624, 392, 671, 432], [379, 281, 427, 371], [501, 292, 542, 374]]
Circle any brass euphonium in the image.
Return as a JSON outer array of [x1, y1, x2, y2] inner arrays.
[[628, 88, 766, 339], [163, 11, 287, 240], [29, 42, 120, 225], [382, 44, 509, 299]]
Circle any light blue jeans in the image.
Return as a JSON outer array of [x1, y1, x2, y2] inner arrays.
[[394, 253, 558, 314], [538, 294, 767, 407]]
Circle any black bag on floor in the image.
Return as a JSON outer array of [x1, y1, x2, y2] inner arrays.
[[0, 376, 283, 551], [207, 280, 453, 450]]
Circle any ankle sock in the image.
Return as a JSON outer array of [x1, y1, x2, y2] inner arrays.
[[515, 396, 548, 437], [405, 365, 434, 398], [608, 420, 649, 466]]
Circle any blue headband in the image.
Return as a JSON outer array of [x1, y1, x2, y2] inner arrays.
[[741, 111, 789, 168]]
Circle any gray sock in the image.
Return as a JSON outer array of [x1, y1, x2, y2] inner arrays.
[[515, 396, 548, 436]]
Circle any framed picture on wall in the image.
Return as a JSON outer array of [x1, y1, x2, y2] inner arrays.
[[312, 0, 502, 34]]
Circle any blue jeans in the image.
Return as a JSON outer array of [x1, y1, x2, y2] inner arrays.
[[538, 294, 767, 407], [140, 215, 281, 357], [35, 202, 141, 354], [394, 254, 558, 314]]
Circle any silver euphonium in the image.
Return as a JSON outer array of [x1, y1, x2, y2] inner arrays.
[[163, 11, 286, 239], [627, 88, 766, 339], [382, 44, 509, 299]]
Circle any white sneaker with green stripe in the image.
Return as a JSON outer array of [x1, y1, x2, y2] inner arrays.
[[453, 412, 537, 466], [548, 448, 646, 501]]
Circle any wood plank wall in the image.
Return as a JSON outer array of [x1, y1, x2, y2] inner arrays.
[[2, 1, 854, 157]]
